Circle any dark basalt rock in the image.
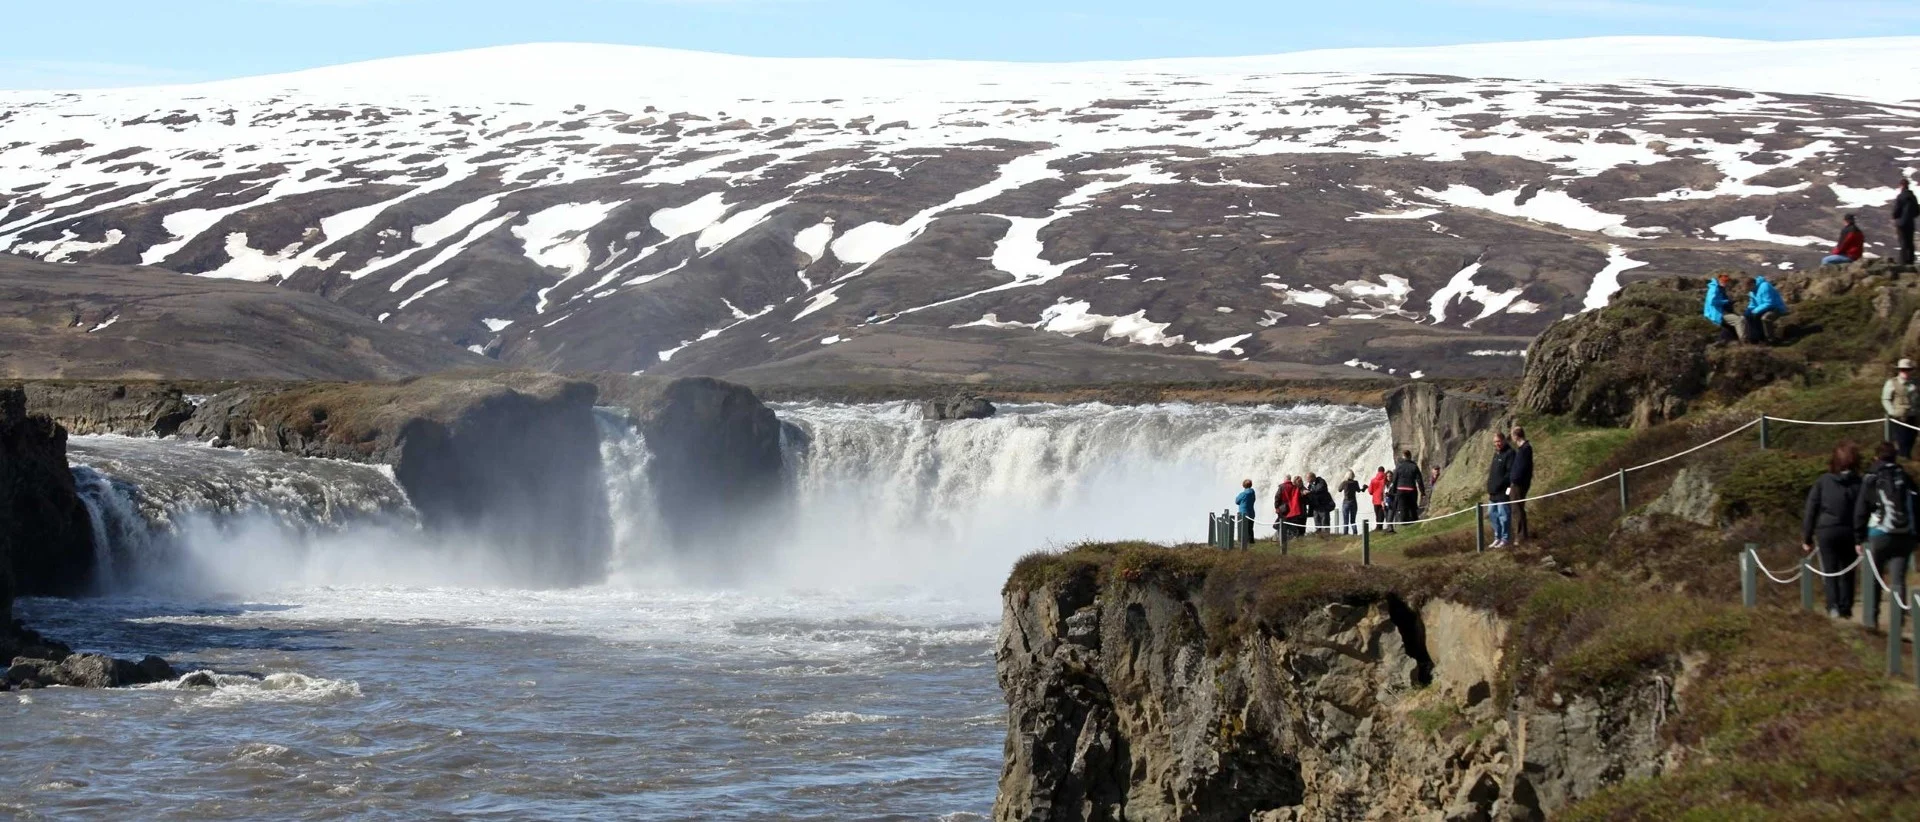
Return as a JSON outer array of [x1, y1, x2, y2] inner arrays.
[[0, 386, 95, 598], [923, 392, 997, 421]]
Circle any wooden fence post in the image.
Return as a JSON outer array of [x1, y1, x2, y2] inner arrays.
[[1362, 523, 1372, 567]]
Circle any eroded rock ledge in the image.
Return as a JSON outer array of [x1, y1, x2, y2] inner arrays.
[[996, 552, 1678, 822]]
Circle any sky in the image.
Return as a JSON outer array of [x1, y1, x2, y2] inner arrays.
[[4, 0, 1917, 89]]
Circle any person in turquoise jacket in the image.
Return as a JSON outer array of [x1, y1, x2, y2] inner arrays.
[[1743, 275, 1788, 344], [1233, 479, 1257, 548], [1703, 273, 1737, 343]]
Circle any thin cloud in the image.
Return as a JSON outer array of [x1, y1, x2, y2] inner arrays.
[[0, 59, 207, 91]]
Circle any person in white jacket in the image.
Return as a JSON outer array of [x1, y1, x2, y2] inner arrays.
[[1884, 359, 1919, 458]]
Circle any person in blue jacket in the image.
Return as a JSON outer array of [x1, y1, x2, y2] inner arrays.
[[1234, 479, 1257, 548], [1703, 273, 1738, 343], [1743, 274, 1788, 345]]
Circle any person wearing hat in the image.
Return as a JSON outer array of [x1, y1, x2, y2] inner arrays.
[[1885, 359, 1920, 458]]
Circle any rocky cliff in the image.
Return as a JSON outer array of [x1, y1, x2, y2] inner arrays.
[[996, 551, 1678, 822], [1385, 384, 1508, 476], [0, 386, 97, 599]]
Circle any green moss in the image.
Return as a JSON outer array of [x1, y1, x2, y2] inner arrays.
[[1409, 699, 1463, 736], [1715, 450, 1824, 525]]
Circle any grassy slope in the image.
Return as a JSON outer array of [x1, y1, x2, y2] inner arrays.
[[1008, 268, 1920, 818]]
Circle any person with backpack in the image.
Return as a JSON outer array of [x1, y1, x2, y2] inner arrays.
[[1389, 450, 1425, 532], [1338, 470, 1362, 535], [1884, 359, 1920, 459], [1804, 443, 1864, 618], [1855, 441, 1918, 626], [1275, 476, 1297, 540]]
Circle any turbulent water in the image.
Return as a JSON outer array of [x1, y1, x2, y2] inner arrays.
[[4, 402, 1389, 820]]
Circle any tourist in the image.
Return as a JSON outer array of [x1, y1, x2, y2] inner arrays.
[[1703, 273, 1738, 344], [1487, 432, 1514, 548], [1303, 472, 1322, 534], [1894, 178, 1918, 267], [1274, 476, 1296, 539], [1803, 443, 1863, 619], [1369, 465, 1389, 527], [1339, 470, 1361, 535], [1235, 479, 1257, 548], [1743, 274, 1788, 345], [1823, 215, 1865, 266], [1855, 441, 1918, 626], [1288, 475, 1309, 537], [1308, 472, 1334, 535], [1885, 359, 1920, 459], [1391, 450, 1424, 531], [1509, 427, 1534, 544]]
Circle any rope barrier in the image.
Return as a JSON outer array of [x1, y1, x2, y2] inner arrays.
[[1894, 418, 1920, 433], [1863, 546, 1914, 612], [1746, 548, 1804, 584], [1807, 554, 1863, 579], [1762, 417, 1883, 427], [1624, 418, 1762, 473]]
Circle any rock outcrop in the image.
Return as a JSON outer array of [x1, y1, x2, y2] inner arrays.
[[1385, 383, 1506, 475], [0, 386, 96, 598], [17, 380, 202, 436], [173, 372, 613, 586], [997, 570, 1675, 822], [593, 375, 786, 553], [924, 392, 998, 421]]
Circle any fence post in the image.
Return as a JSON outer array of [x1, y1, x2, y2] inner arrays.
[[1617, 469, 1629, 514], [1912, 594, 1919, 689], [1889, 416, 1897, 445], [1280, 517, 1290, 556], [1863, 548, 1881, 631], [1890, 602, 1906, 678], [1741, 547, 1756, 609], [1225, 510, 1236, 550], [1801, 554, 1815, 612], [1362, 523, 1372, 566], [1475, 504, 1486, 552], [1206, 513, 1214, 548], [1759, 415, 1770, 450]]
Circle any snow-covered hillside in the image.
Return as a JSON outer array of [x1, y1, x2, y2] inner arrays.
[[2, 38, 1916, 381]]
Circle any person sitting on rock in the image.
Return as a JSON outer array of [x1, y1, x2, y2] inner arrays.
[[1824, 215, 1866, 266], [1743, 274, 1788, 345], [1703, 273, 1738, 344]]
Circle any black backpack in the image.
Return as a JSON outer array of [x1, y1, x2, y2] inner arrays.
[[1874, 464, 1916, 535]]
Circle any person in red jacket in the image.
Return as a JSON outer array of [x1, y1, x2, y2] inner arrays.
[[1274, 477, 1297, 539], [1824, 215, 1865, 266], [1368, 466, 1388, 528]]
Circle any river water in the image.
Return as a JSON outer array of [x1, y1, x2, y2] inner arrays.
[[2, 402, 1390, 820]]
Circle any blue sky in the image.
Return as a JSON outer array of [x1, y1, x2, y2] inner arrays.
[[4, 0, 1915, 89]]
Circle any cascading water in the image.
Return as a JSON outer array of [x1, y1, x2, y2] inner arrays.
[[760, 401, 1393, 594], [16, 401, 1394, 820]]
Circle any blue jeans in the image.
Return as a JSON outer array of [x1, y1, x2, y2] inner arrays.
[[1341, 501, 1357, 535], [1823, 254, 1855, 266], [1489, 501, 1512, 543]]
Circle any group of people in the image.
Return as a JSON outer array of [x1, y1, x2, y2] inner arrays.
[[1819, 177, 1919, 267], [1231, 428, 1537, 547], [1703, 273, 1788, 345], [1801, 438, 1920, 620]]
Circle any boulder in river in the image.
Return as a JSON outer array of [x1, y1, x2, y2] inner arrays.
[[922, 393, 996, 421]]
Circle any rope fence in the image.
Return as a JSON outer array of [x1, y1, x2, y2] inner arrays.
[[1206, 413, 1920, 569]]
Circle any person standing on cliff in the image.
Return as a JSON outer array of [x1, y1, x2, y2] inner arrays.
[[1487, 432, 1515, 548], [1306, 472, 1333, 535], [1894, 178, 1918, 267], [1885, 359, 1920, 459], [1368, 466, 1388, 528], [1275, 476, 1296, 539], [1235, 479, 1257, 548], [1508, 427, 1534, 545], [1390, 450, 1424, 532], [1803, 443, 1863, 619]]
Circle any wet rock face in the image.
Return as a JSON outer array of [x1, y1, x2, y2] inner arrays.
[[0, 386, 96, 598], [595, 375, 786, 554], [924, 393, 997, 421], [995, 579, 1675, 822]]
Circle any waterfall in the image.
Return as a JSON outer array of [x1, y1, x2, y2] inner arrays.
[[755, 401, 1393, 594], [66, 402, 1389, 597]]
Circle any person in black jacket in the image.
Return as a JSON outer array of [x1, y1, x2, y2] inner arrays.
[[1338, 471, 1362, 535], [1894, 178, 1919, 267], [1855, 441, 1919, 628], [1307, 473, 1334, 534], [1508, 427, 1534, 544], [1389, 450, 1424, 532], [1803, 442, 1863, 618], [1487, 432, 1515, 548]]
